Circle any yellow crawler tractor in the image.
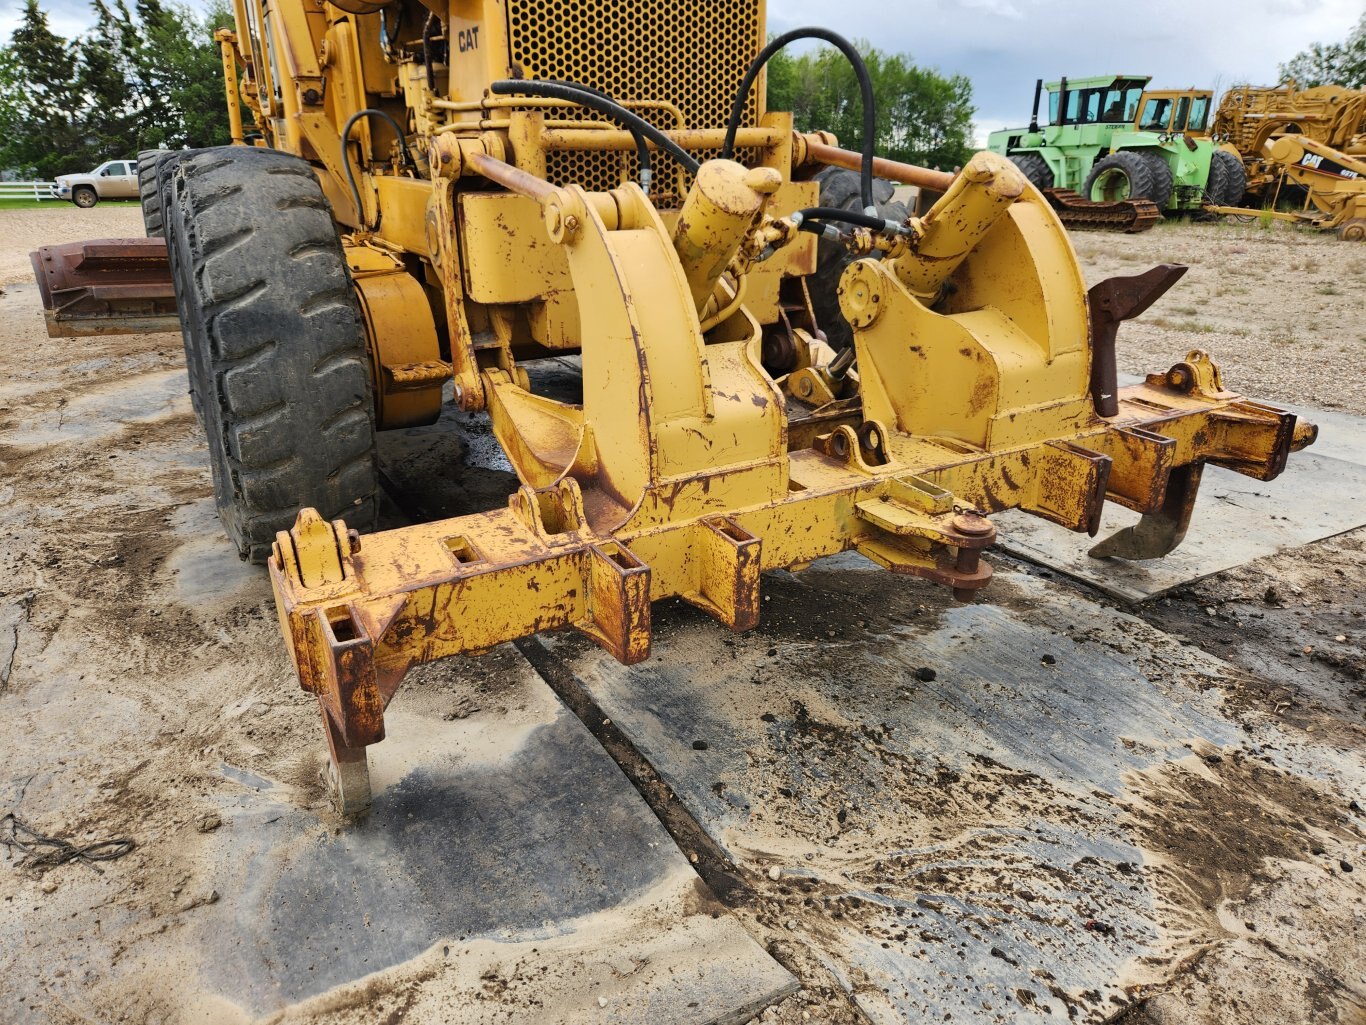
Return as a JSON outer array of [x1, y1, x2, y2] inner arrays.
[[35, 0, 1316, 812]]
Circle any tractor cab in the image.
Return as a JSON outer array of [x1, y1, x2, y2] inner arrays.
[[1134, 90, 1213, 135], [1045, 75, 1149, 127]]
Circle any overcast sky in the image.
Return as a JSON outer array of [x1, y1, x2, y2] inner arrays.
[[2, 0, 1361, 142]]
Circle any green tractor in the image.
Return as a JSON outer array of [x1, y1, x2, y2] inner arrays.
[[987, 75, 1246, 227]]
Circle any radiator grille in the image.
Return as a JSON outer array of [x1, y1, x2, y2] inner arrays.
[[506, 0, 764, 194]]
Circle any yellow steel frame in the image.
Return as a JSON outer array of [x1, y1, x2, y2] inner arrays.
[[267, 150, 1313, 812], [204, 0, 1317, 812]]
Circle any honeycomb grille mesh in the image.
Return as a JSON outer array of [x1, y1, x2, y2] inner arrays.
[[507, 0, 764, 196]]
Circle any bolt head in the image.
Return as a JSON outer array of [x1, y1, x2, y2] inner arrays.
[[952, 513, 992, 537]]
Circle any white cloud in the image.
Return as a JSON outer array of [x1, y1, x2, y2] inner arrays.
[[2, 0, 1360, 135], [961, 0, 1026, 19]]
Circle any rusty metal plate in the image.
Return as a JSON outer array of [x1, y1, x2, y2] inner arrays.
[[2, 641, 796, 1021], [29, 237, 179, 337], [528, 561, 1362, 1023]]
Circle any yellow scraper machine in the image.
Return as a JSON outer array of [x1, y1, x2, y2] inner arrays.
[[37, 0, 1315, 812]]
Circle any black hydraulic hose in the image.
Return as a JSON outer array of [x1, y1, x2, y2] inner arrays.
[[341, 108, 416, 231], [422, 13, 443, 91], [794, 206, 893, 231], [722, 27, 877, 212], [537, 78, 652, 192], [491, 79, 701, 175], [791, 208, 908, 247]]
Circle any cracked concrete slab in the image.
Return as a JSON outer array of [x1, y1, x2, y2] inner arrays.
[[532, 557, 1366, 1024]]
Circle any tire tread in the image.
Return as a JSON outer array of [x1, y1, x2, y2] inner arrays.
[[164, 146, 379, 563]]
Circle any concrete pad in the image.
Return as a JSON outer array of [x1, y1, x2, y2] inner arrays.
[[996, 402, 1366, 602], [531, 557, 1365, 1024], [186, 682, 797, 1022], [2, 624, 795, 1025]]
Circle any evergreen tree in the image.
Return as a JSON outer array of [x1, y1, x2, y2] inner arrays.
[[0, 0, 92, 177], [123, 0, 180, 145], [76, 0, 139, 156], [0, 0, 242, 176], [150, 0, 239, 148]]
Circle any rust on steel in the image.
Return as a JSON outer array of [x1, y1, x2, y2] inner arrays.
[[28, 238, 179, 337], [1043, 188, 1161, 233], [802, 137, 957, 192], [465, 152, 563, 204], [1088, 265, 1188, 417]]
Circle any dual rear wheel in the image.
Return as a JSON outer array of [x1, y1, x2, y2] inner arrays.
[[154, 147, 379, 563], [1084, 151, 1165, 207], [1082, 149, 1245, 210], [1012, 149, 1175, 209]]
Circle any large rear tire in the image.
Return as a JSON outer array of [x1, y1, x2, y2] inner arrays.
[[137, 149, 184, 237], [1083, 152, 1155, 203], [1209, 150, 1247, 206], [1009, 152, 1054, 191], [1140, 152, 1174, 209], [806, 167, 909, 350], [164, 147, 379, 563]]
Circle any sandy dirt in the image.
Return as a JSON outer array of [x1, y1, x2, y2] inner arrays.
[[1069, 221, 1366, 416], [0, 202, 144, 286], [1, 205, 1363, 1025]]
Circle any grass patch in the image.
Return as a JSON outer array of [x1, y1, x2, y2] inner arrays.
[[0, 197, 139, 210], [1268, 327, 1299, 345], [0, 197, 62, 210], [1147, 316, 1224, 335], [1315, 283, 1342, 296]]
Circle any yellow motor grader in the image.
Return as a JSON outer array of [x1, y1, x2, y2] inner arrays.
[[32, 0, 1316, 813]]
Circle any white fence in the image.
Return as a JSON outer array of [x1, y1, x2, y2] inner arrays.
[[0, 181, 57, 201]]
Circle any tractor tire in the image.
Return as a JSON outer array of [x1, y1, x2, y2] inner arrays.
[[1140, 152, 1174, 210], [138, 149, 184, 237], [1083, 152, 1156, 204], [807, 167, 909, 350], [163, 146, 379, 563], [1009, 153, 1054, 191], [1210, 149, 1247, 206], [72, 186, 98, 209]]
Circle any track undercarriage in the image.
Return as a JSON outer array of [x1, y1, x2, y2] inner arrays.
[[1043, 188, 1161, 233]]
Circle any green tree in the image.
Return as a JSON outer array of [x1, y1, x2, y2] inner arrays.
[[0, 0, 236, 176], [1279, 13, 1366, 89], [147, 0, 238, 148], [0, 0, 92, 177], [766, 41, 975, 170], [76, 0, 140, 156]]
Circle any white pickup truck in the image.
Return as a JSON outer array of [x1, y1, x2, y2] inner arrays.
[[53, 159, 140, 208]]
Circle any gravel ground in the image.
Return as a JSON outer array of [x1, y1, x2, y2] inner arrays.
[[1070, 220, 1366, 416], [0, 202, 144, 285], [5, 204, 1359, 414]]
